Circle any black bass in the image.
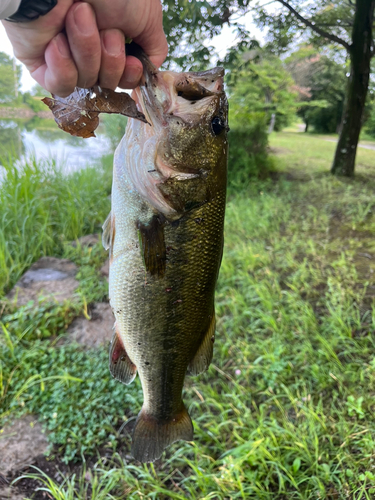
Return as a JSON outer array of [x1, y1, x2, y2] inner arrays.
[[102, 49, 228, 462]]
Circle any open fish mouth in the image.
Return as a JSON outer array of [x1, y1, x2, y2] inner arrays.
[[133, 66, 226, 131], [121, 44, 228, 219], [126, 44, 226, 131]]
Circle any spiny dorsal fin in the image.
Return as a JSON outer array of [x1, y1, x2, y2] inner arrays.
[[109, 326, 137, 385], [188, 312, 215, 376]]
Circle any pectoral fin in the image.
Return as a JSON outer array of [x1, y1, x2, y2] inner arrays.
[[102, 212, 112, 250], [109, 327, 137, 385], [137, 215, 166, 278], [188, 313, 215, 376]]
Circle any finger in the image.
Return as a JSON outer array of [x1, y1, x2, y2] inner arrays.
[[65, 2, 101, 88], [133, 4, 168, 68], [31, 33, 78, 96], [118, 55, 143, 89], [99, 29, 125, 90]]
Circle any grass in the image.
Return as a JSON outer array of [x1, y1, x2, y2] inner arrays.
[[0, 154, 113, 296], [1, 132, 375, 498], [270, 131, 375, 176]]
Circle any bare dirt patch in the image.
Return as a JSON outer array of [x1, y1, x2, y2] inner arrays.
[[7, 257, 79, 306], [67, 302, 114, 347], [0, 416, 48, 477], [0, 415, 49, 498]]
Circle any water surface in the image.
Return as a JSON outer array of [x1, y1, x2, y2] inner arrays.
[[0, 115, 125, 173]]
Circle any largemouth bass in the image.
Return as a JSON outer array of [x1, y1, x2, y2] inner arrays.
[[102, 49, 228, 463]]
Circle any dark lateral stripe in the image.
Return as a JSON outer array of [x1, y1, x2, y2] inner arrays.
[[137, 215, 166, 278]]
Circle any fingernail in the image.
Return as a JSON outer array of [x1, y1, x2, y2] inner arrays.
[[103, 31, 123, 57], [55, 34, 70, 58], [73, 3, 95, 35]]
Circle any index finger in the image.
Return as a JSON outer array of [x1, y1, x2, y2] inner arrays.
[[132, 12, 168, 68]]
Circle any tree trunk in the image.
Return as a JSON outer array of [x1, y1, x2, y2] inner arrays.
[[268, 113, 276, 133], [331, 0, 375, 177]]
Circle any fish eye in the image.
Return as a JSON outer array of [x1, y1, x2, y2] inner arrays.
[[211, 116, 225, 136]]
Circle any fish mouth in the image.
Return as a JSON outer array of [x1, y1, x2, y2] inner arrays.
[[141, 68, 225, 126], [126, 43, 225, 127], [132, 59, 225, 129], [130, 61, 226, 178], [123, 44, 228, 218]]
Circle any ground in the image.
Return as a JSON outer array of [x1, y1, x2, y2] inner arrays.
[[1, 131, 375, 499]]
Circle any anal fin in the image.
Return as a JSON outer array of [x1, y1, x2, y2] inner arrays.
[[109, 326, 137, 385], [188, 312, 215, 376]]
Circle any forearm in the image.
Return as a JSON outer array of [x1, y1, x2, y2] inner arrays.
[[0, 0, 21, 18]]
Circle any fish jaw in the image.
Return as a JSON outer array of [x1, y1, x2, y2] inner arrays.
[[120, 68, 228, 220]]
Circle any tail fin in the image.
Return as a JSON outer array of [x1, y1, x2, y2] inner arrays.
[[131, 404, 193, 462]]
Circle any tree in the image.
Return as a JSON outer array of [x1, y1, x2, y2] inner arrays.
[[224, 48, 298, 131], [162, 0, 251, 69], [286, 46, 347, 133], [255, 0, 375, 176], [0, 52, 21, 103]]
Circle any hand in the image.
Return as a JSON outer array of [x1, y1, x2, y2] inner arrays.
[[2, 0, 168, 96]]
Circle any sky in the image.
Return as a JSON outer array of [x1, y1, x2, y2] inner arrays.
[[0, 12, 265, 92]]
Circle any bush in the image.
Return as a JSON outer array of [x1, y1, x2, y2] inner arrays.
[[307, 101, 344, 134], [22, 92, 47, 113], [227, 112, 274, 190], [364, 104, 375, 138]]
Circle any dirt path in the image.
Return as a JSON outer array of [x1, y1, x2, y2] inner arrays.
[[323, 138, 375, 151]]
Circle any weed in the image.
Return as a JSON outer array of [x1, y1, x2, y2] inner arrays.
[[0, 155, 111, 296]]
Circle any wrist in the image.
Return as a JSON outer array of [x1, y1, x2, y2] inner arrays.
[[6, 0, 57, 22]]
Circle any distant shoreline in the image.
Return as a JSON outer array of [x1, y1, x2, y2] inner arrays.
[[0, 106, 52, 120]]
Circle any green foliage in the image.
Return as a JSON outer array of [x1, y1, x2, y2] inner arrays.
[[99, 114, 128, 151], [16, 465, 126, 500], [0, 52, 21, 103], [162, 0, 251, 69], [286, 47, 347, 133], [364, 107, 375, 138], [30, 83, 50, 97], [255, 0, 352, 55], [22, 92, 47, 113], [0, 334, 142, 462], [363, 71, 375, 138], [227, 50, 298, 131], [1, 300, 78, 341], [0, 156, 112, 296], [0, 120, 25, 160], [228, 112, 274, 187]]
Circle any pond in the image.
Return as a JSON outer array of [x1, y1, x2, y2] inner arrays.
[[0, 114, 127, 173]]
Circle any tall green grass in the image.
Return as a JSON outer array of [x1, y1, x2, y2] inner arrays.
[[0, 155, 112, 296]]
